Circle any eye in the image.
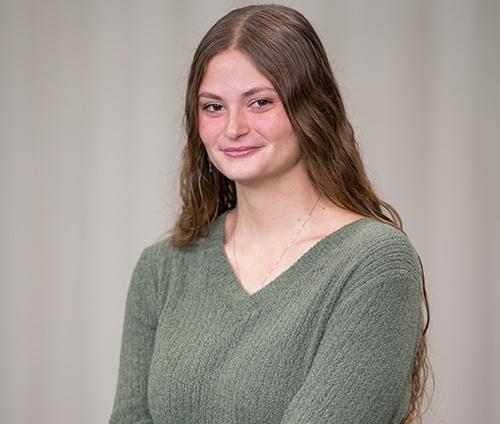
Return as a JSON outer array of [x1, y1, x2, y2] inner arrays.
[[202, 103, 224, 113], [250, 99, 271, 109]]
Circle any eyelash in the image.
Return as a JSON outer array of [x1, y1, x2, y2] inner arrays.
[[203, 103, 223, 113], [251, 99, 271, 108], [202, 99, 272, 113]]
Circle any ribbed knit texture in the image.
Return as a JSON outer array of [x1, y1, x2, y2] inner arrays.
[[110, 212, 423, 424]]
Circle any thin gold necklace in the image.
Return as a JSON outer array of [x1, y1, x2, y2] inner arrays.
[[232, 194, 322, 292]]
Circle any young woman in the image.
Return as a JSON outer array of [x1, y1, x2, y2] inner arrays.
[[110, 4, 431, 424]]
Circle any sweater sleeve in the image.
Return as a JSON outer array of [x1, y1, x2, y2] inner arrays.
[[109, 244, 165, 424], [280, 235, 423, 424]]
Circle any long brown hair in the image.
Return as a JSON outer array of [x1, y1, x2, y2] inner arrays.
[[171, 4, 432, 422]]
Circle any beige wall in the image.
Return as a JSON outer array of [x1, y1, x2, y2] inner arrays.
[[1, 1, 498, 423]]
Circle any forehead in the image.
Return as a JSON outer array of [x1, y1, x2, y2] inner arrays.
[[198, 49, 273, 94]]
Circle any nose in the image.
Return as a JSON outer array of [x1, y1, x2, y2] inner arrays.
[[225, 108, 250, 140]]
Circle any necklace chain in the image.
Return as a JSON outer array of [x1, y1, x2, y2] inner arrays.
[[232, 194, 322, 292]]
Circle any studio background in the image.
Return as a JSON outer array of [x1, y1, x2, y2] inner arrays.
[[1, 1, 498, 423]]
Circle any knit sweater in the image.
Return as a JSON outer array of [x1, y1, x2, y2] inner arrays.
[[110, 211, 423, 424]]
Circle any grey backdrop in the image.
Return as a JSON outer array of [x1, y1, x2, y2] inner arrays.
[[1, 1, 499, 423]]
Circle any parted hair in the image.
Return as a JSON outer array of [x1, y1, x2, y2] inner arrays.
[[170, 5, 432, 422]]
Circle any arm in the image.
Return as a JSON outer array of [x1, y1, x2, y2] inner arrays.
[[280, 238, 423, 424], [110, 245, 164, 424]]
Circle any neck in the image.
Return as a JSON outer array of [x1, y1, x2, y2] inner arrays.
[[231, 164, 321, 241]]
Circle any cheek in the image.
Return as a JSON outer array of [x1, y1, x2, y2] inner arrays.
[[199, 118, 224, 146], [255, 110, 295, 142]]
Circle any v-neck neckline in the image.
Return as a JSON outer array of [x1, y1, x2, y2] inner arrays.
[[208, 209, 374, 311]]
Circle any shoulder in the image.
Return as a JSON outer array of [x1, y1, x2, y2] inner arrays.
[[316, 205, 420, 275], [129, 239, 175, 304], [326, 217, 423, 305], [139, 237, 176, 273], [341, 217, 421, 274], [137, 226, 217, 279], [133, 226, 219, 307]]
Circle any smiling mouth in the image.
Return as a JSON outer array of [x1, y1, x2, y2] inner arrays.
[[222, 146, 263, 157]]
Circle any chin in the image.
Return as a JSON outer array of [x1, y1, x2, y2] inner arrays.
[[214, 160, 262, 182], [221, 171, 264, 184]]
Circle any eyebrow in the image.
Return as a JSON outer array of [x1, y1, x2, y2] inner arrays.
[[197, 86, 276, 101]]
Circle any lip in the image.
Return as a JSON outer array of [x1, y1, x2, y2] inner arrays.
[[222, 146, 263, 157]]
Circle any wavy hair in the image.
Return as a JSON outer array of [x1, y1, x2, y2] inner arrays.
[[170, 5, 433, 422]]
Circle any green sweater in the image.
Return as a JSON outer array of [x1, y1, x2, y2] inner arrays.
[[110, 211, 423, 424]]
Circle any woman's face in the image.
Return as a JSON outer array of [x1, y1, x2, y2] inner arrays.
[[197, 49, 301, 185]]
